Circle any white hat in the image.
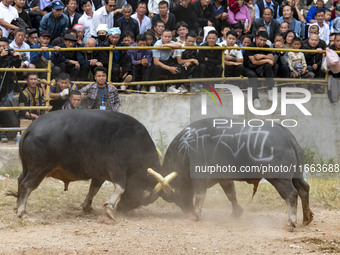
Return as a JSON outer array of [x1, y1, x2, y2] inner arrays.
[[96, 24, 108, 34], [203, 26, 216, 43]]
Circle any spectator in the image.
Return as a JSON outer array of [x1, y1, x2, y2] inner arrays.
[[277, 5, 304, 38], [217, 23, 231, 44], [172, 0, 196, 30], [243, 31, 275, 108], [315, 9, 330, 44], [283, 30, 296, 48], [40, 0, 52, 11], [232, 21, 244, 45], [14, 0, 32, 29], [279, 0, 304, 22], [306, 0, 326, 23], [175, 31, 202, 80], [228, 0, 251, 34], [27, 29, 39, 46], [19, 72, 45, 120], [175, 21, 189, 43], [30, 30, 61, 79], [39, 0, 68, 41], [332, 16, 340, 33], [287, 37, 315, 79], [78, 0, 94, 44], [127, 33, 152, 91], [251, 7, 280, 43], [62, 90, 83, 109], [80, 66, 120, 111], [131, 1, 151, 35], [246, 0, 255, 21], [51, 28, 77, 46], [0, 37, 21, 143], [325, 9, 332, 29], [240, 34, 252, 51], [331, 0, 340, 20], [151, 29, 182, 92], [9, 28, 34, 69], [279, 21, 290, 34], [49, 72, 78, 111], [329, 33, 340, 78], [273, 33, 290, 78], [213, 0, 228, 33], [148, 0, 169, 18], [53, 34, 87, 80], [116, 4, 139, 42], [329, 32, 336, 46], [198, 30, 223, 78], [170, 0, 180, 11], [73, 23, 85, 46], [152, 1, 177, 33], [254, 0, 280, 20], [80, 37, 104, 80], [145, 31, 156, 46], [223, 30, 245, 78], [302, 33, 326, 80], [191, 0, 216, 28], [153, 20, 165, 42], [23, 0, 41, 30], [0, 0, 19, 38], [90, 0, 115, 37], [64, 0, 81, 29]]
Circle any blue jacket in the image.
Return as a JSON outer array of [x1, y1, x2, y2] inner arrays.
[[39, 12, 68, 41], [30, 43, 55, 63], [306, 6, 327, 23], [277, 16, 305, 38]]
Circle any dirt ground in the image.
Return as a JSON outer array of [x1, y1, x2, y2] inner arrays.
[[0, 179, 339, 255]]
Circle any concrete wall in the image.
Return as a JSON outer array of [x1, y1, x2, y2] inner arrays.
[[0, 93, 339, 172]]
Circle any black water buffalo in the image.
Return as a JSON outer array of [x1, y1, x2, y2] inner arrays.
[[8, 110, 172, 219], [157, 118, 314, 229]]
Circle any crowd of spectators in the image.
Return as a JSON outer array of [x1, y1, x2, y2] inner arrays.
[[1, 0, 340, 141]]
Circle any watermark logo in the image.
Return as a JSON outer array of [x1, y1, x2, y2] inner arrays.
[[201, 84, 312, 117]]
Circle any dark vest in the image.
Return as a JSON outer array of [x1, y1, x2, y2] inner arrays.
[[257, 0, 279, 19]]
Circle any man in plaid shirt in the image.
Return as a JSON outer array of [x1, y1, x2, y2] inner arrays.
[[80, 66, 120, 111]]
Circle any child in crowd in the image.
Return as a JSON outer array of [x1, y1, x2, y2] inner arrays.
[[224, 31, 244, 78], [217, 24, 231, 44], [287, 38, 315, 79], [62, 90, 83, 110]]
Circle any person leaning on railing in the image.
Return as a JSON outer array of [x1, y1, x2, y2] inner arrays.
[[0, 37, 21, 143]]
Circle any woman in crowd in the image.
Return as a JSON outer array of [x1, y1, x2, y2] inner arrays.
[[284, 30, 296, 48], [228, 0, 251, 33]]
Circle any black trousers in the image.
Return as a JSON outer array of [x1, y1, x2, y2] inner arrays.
[[200, 63, 223, 78], [131, 65, 150, 81], [150, 59, 181, 81], [56, 62, 80, 81], [0, 96, 19, 139]]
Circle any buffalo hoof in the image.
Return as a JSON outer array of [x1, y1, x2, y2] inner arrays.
[[104, 205, 116, 220], [82, 203, 93, 213], [231, 206, 243, 218], [283, 221, 297, 232], [186, 213, 198, 221], [303, 210, 314, 226]]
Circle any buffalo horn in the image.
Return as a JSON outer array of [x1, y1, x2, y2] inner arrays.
[[147, 168, 177, 196]]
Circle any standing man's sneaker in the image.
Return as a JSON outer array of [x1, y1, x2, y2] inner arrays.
[[149, 86, 156, 93], [1, 136, 8, 143], [178, 85, 188, 93], [253, 98, 261, 109], [167, 85, 180, 93], [267, 89, 273, 101], [122, 75, 132, 83]]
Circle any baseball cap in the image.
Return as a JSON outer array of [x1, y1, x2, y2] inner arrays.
[[52, 0, 64, 10], [40, 30, 51, 37], [64, 34, 77, 41]]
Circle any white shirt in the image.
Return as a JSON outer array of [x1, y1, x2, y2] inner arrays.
[[90, 6, 114, 37], [148, 0, 169, 15], [222, 43, 243, 59], [131, 13, 151, 34], [318, 22, 330, 45], [9, 40, 31, 66], [0, 2, 19, 38], [79, 13, 93, 43]]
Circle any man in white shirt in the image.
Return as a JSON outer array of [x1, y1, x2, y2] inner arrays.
[[90, 0, 115, 37], [0, 0, 19, 38], [223, 30, 244, 78], [79, 0, 94, 43], [315, 9, 330, 45], [9, 28, 34, 68], [131, 1, 151, 34]]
